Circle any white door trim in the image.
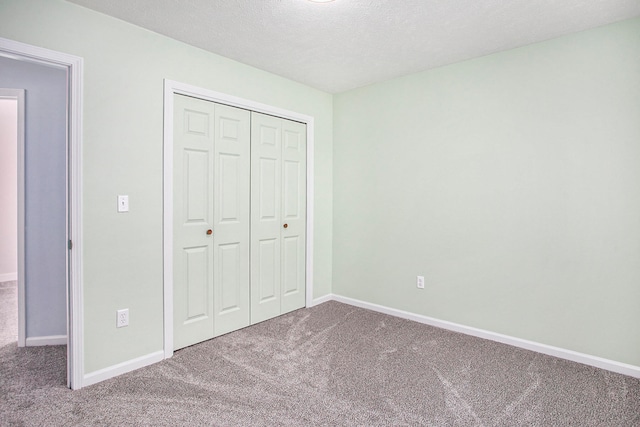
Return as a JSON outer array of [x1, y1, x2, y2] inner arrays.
[[0, 37, 84, 390], [0, 88, 25, 347], [163, 79, 315, 358]]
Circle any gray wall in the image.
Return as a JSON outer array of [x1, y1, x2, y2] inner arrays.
[[0, 56, 67, 338]]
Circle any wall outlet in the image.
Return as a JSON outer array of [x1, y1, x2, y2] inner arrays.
[[116, 309, 129, 328], [417, 276, 425, 289]]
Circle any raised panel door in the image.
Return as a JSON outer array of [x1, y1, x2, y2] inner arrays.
[[250, 112, 282, 324], [213, 104, 250, 336], [250, 113, 306, 323], [173, 94, 215, 350], [280, 119, 306, 314]]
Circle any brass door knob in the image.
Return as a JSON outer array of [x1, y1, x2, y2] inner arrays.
[[283, 224, 288, 229], [206, 229, 213, 235]]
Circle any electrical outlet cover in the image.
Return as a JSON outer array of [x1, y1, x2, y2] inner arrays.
[[116, 309, 129, 328]]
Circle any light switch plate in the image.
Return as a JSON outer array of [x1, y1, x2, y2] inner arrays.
[[117, 195, 129, 213]]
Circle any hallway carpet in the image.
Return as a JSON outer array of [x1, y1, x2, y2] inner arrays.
[[1, 281, 639, 426]]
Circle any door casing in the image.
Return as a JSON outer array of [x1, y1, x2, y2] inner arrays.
[[162, 79, 315, 358]]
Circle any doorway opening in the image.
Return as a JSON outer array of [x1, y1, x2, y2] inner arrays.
[[0, 92, 22, 350], [0, 37, 83, 389]]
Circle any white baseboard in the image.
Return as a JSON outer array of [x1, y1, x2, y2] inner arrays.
[[83, 350, 165, 388], [0, 272, 17, 282], [330, 294, 640, 379], [310, 294, 333, 307], [25, 335, 67, 346]]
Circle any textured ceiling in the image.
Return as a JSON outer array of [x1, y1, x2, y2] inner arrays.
[[68, 0, 640, 93]]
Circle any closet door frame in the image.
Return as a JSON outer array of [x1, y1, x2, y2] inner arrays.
[[162, 79, 315, 359]]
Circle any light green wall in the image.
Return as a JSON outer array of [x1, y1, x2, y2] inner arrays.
[[334, 17, 640, 366], [0, 0, 333, 373]]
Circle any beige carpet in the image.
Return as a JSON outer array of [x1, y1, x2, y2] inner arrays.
[[1, 280, 639, 426]]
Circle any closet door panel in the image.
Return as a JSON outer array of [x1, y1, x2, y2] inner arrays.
[[282, 236, 301, 295], [250, 112, 282, 324], [173, 94, 215, 350], [280, 119, 306, 314], [258, 238, 278, 301], [213, 104, 251, 336]]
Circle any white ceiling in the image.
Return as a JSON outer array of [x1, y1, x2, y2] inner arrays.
[[68, 0, 640, 93]]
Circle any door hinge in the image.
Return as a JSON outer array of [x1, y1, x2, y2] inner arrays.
[[68, 240, 73, 250]]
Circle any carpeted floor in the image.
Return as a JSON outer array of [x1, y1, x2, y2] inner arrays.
[[1, 281, 639, 426]]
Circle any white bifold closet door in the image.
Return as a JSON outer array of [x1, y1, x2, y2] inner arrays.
[[173, 95, 306, 351], [250, 112, 306, 324], [173, 94, 250, 350]]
